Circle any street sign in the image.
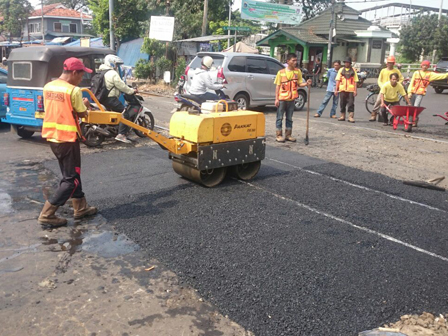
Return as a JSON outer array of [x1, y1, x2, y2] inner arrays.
[[241, 0, 302, 25], [223, 26, 251, 32], [149, 16, 175, 42]]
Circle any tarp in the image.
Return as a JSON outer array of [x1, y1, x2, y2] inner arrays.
[[223, 41, 259, 54], [117, 38, 149, 67], [65, 37, 106, 48]]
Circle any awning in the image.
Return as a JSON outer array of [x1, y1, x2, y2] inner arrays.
[[338, 38, 362, 43]]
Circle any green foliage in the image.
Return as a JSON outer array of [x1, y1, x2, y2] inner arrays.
[[141, 38, 166, 59], [88, 0, 149, 46], [44, 0, 86, 10], [155, 56, 172, 77], [399, 14, 448, 62], [173, 57, 187, 86], [0, 0, 32, 40], [134, 59, 155, 79]]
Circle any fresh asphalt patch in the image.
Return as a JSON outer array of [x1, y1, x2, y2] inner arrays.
[[45, 145, 448, 335]]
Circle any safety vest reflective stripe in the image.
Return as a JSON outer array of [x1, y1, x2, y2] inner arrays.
[[412, 72, 431, 95], [42, 122, 78, 132], [278, 70, 299, 100]]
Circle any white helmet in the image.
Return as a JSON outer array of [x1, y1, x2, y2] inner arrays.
[[201, 56, 214, 69], [104, 54, 124, 68]]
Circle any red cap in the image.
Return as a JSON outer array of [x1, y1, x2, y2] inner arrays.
[[421, 60, 431, 67], [63, 57, 93, 73]]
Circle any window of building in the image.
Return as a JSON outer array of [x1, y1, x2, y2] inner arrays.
[[28, 23, 40, 33], [54, 22, 62, 32], [70, 23, 77, 33]]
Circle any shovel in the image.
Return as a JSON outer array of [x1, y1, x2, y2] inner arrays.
[[305, 85, 310, 145]]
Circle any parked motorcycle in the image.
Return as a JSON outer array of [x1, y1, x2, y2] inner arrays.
[[81, 92, 154, 147], [318, 69, 329, 88], [357, 71, 367, 88]]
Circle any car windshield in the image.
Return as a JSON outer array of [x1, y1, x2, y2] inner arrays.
[[190, 55, 224, 71], [436, 60, 448, 68]]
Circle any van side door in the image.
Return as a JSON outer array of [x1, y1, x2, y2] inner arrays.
[[246, 57, 271, 104]]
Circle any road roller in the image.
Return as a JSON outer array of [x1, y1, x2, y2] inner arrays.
[[81, 89, 266, 187]]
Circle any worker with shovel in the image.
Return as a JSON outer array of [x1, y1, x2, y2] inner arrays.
[[274, 53, 312, 142], [335, 57, 358, 123]]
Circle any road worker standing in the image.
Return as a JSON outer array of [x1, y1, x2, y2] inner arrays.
[[369, 56, 404, 122], [409, 60, 448, 107], [335, 57, 358, 123], [38, 58, 97, 228]]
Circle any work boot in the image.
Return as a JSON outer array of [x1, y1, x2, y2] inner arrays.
[[338, 112, 346, 121], [285, 129, 296, 142], [369, 111, 377, 121], [38, 201, 68, 228], [276, 130, 285, 143], [348, 112, 355, 123], [72, 197, 98, 220]]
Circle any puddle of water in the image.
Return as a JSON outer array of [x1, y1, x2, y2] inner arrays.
[[81, 231, 139, 258]]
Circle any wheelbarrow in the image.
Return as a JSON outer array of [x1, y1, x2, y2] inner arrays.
[[433, 111, 448, 125], [385, 105, 425, 132]]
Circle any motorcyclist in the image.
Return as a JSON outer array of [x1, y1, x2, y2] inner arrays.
[[188, 56, 224, 102], [99, 54, 136, 143]]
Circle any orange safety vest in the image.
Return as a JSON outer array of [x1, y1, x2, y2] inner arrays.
[[278, 69, 299, 101], [411, 71, 431, 95], [42, 79, 79, 142], [338, 67, 356, 92]]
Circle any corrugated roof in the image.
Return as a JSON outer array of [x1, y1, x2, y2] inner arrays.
[[256, 28, 329, 46], [117, 38, 149, 67], [30, 3, 92, 19], [65, 37, 106, 48]]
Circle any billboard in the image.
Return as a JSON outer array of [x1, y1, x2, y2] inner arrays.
[[149, 16, 175, 42], [241, 0, 302, 25]]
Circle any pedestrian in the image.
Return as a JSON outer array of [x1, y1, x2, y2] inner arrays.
[[312, 58, 322, 87], [274, 53, 312, 142], [38, 57, 97, 228], [99, 54, 136, 144], [335, 57, 358, 123], [380, 73, 412, 126], [369, 56, 403, 121], [314, 60, 341, 118], [408, 60, 448, 126]]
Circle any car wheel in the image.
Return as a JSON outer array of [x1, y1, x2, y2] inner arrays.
[[294, 91, 306, 111], [234, 93, 249, 110], [434, 87, 444, 94], [12, 125, 34, 139]]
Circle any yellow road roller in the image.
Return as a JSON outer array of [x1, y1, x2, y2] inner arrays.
[[81, 89, 266, 187]]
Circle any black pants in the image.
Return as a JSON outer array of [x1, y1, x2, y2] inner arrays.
[[49, 141, 84, 207], [339, 92, 355, 113], [102, 96, 129, 135], [381, 101, 398, 124]]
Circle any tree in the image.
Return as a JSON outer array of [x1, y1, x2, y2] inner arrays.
[[0, 0, 32, 41], [89, 0, 149, 47], [399, 14, 448, 62], [44, 0, 87, 11]]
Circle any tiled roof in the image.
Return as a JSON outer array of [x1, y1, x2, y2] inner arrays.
[[30, 3, 92, 19], [282, 28, 329, 44]]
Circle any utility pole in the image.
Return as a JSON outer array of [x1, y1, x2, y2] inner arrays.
[[201, 0, 208, 36], [327, 0, 335, 69], [41, 0, 45, 44], [109, 0, 115, 50], [227, 0, 232, 47], [432, 0, 443, 64]]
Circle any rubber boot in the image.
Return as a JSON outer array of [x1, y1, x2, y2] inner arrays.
[[275, 130, 285, 143], [369, 111, 377, 121], [38, 201, 68, 228], [284, 129, 296, 142], [338, 112, 346, 121], [72, 197, 98, 220], [348, 112, 355, 123]]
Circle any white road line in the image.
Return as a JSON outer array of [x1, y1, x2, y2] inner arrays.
[[296, 117, 448, 145], [266, 158, 447, 213], [239, 180, 448, 263]]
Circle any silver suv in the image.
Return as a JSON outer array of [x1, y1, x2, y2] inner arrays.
[[183, 52, 307, 110]]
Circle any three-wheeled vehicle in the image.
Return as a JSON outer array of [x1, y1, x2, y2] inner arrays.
[[2, 46, 113, 138]]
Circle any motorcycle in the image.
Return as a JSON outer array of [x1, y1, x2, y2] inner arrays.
[[318, 69, 329, 88], [357, 71, 367, 88], [81, 92, 155, 147]]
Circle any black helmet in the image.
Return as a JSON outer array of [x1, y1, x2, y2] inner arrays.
[[344, 57, 352, 64]]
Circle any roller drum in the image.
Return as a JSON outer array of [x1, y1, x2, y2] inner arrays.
[[172, 161, 227, 187]]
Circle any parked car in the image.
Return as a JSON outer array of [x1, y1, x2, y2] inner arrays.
[[0, 68, 7, 119], [430, 57, 448, 94], [182, 52, 308, 110]]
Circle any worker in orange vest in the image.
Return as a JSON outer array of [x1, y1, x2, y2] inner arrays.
[[274, 53, 311, 142], [335, 57, 358, 123], [38, 58, 97, 228]]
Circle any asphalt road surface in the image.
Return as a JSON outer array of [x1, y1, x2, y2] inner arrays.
[[43, 144, 448, 336]]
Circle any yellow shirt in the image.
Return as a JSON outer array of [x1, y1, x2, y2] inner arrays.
[[409, 70, 448, 95], [47, 86, 87, 143], [335, 68, 359, 82], [380, 81, 406, 102], [377, 68, 404, 88], [274, 69, 303, 86]]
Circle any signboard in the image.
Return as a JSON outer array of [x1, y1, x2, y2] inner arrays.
[[223, 26, 251, 31], [149, 16, 175, 42], [241, 0, 302, 25]]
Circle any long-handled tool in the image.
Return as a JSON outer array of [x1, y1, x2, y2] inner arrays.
[[305, 85, 310, 145]]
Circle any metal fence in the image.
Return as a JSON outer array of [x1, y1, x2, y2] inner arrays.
[[399, 63, 435, 78]]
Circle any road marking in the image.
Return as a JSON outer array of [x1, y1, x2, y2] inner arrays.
[[239, 180, 448, 263], [266, 158, 447, 213], [296, 117, 448, 145]]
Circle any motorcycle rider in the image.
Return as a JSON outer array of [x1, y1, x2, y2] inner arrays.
[[188, 56, 225, 102], [99, 54, 136, 143]]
